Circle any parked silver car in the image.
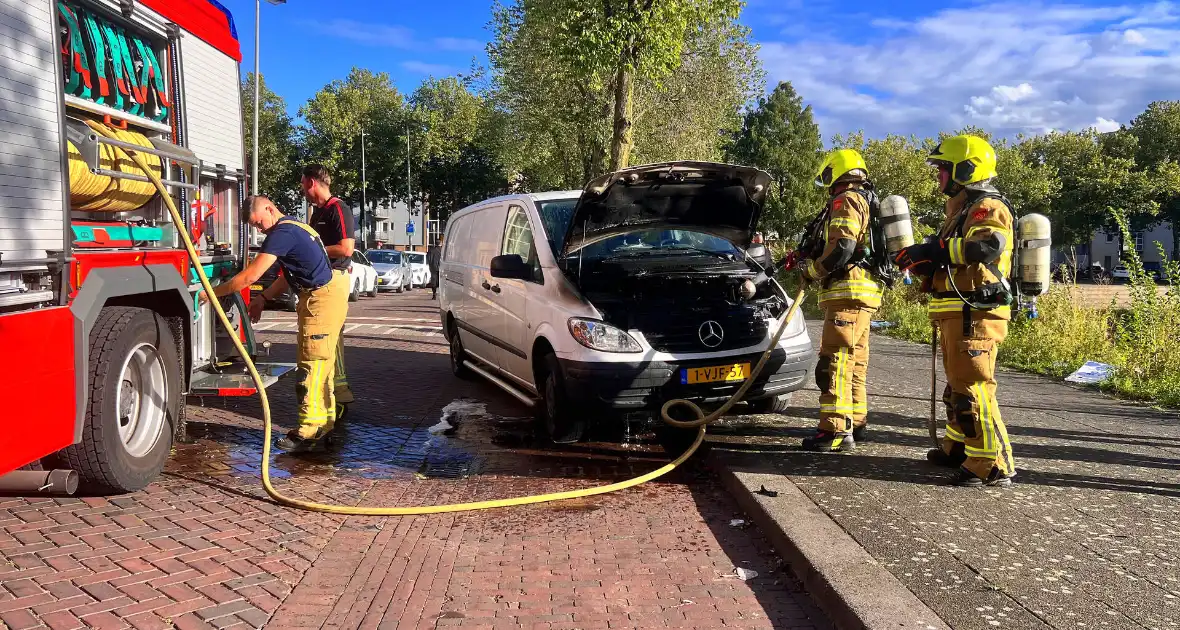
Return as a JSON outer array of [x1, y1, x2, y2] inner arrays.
[[369, 249, 412, 292]]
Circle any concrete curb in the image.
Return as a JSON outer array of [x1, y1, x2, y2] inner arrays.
[[710, 457, 951, 630]]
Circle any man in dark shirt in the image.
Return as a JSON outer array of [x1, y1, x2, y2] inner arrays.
[[301, 165, 357, 414], [200, 195, 350, 452]]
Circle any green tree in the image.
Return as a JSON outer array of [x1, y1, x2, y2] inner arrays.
[[300, 68, 408, 222], [725, 82, 823, 238], [489, 0, 752, 183], [1019, 130, 1164, 252], [241, 73, 300, 210], [409, 76, 510, 222], [1129, 101, 1180, 259], [540, 0, 744, 170], [631, 11, 762, 165], [487, 0, 607, 189]]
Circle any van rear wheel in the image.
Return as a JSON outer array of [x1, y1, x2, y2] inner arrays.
[[449, 324, 474, 380], [539, 353, 585, 444]]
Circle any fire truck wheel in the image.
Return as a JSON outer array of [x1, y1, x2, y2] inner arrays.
[[59, 307, 180, 494]]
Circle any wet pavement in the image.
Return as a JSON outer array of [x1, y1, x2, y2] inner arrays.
[[714, 322, 1180, 630], [0, 291, 828, 630]]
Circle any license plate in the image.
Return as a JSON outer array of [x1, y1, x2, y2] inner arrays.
[[250, 284, 262, 291], [682, 363, 751, 385], [377, 278, 386, 285]]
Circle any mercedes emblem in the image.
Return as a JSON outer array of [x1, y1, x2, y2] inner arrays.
[[698, 320, 724, 348]]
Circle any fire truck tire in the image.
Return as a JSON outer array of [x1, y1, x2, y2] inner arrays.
[[57, 307, 180, 493]]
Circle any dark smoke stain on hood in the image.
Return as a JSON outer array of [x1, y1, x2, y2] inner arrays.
[[560, 161, 772, 259]]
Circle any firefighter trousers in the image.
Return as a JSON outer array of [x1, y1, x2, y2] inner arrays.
[[937, 316, 1015, 479], [294, 271, 350, 438], [333, 326, 354, 405], [817, 306, 874, 434]]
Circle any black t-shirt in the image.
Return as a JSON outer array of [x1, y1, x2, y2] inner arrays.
[[309, 197, 356, 271], [260, 218, 333, 290]]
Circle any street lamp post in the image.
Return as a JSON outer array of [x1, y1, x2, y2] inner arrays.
[[406, 129, 412, 249], [252, 0, 286, 196], [360, 129, 367, 247]]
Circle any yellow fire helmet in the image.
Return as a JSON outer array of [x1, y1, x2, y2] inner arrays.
[[927, 135, 997, 190], [814, 149, 868, 187]]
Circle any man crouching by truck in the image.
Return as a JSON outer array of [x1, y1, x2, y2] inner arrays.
[[199, 195, 350, 452]]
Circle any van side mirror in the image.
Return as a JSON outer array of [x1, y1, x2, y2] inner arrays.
[[746, 244, 773, 269], [490, 254, 531, 279]]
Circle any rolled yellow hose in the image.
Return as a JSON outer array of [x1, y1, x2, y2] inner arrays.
[[91, 123, 802, 514], [69, 120, 161, 212]]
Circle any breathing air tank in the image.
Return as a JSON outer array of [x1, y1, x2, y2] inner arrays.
[[1016, 213, 1052, 297], [879, 195, 915, 284], [879, 195, 914, 256]]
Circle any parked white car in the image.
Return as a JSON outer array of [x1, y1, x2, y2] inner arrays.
[[438, 161, 813, 443], [404, 251, 431, 287], [347, 250, 379, 301], [368, 249, 412, 292]]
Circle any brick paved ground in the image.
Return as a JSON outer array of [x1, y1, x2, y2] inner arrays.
[[0, 291, 828, 630], [714, 322, 1180, 630]]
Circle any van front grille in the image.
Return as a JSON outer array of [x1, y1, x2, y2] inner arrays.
[[637, 308, 768, 353]]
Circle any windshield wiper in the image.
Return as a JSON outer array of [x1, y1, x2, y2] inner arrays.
[[663, 246, 734, 259]]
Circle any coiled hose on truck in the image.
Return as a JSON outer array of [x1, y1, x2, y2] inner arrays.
[[93, 123, 806, 514]]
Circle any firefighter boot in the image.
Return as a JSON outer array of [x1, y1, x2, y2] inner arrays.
[[927, 441, 967, 468], [802, 430, 856, 452], [852, 423, 868, 442], [953, 465, 1013, 488], [277, 426, 336, 453]]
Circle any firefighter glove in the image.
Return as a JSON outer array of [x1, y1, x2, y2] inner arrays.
[[894, 240, 949, 274], [798, 259, 820, 283]]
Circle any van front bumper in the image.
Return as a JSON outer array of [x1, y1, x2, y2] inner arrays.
[[559, 344, 813, 411]]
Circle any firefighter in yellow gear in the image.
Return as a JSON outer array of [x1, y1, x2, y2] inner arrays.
[[204, 196, 350, 452], [798, 149, 883, 452], [894, 135, 1016, 487]]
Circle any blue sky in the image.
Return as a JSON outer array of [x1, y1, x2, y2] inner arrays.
[[220, 0, 1180, 140]]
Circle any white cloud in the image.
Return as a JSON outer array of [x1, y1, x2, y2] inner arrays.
[[434, 37, 484, 52], [1094, 117, 1122, 132], [319, 20, 415, 47], [315, 20, 484, 53], [401, 61, 458, 76], [1123, 29, 1148, 45], [756, 1, 1180, 140]]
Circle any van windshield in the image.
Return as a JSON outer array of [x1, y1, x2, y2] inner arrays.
[[578, 230, 741, 260]]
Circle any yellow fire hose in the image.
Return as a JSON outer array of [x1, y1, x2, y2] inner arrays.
[[94, 124, 805, 514]]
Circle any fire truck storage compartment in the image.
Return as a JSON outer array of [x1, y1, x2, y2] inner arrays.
[[0, 0, 69, 270], [0, 307, 77, 473]]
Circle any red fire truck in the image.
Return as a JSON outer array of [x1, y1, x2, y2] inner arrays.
[[0, 0, 291, 494]]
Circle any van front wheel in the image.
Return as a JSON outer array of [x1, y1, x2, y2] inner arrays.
[[539, 353, 585, 444]]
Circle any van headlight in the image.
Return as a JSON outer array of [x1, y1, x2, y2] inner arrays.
[[773, 309, 806, 339], [568, 318, 642, 353]]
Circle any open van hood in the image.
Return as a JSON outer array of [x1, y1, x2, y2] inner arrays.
[[560, 161, 772, 258]]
